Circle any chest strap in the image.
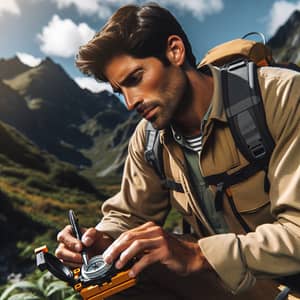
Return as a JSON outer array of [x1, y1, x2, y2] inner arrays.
[[204, 163, 269, 211]]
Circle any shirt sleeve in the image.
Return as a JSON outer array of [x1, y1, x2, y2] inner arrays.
[[96, 120, 170, 239], [199, 68, 300, 293]]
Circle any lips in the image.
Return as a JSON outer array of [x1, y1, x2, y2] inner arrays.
[[137, 103, 158, 120]]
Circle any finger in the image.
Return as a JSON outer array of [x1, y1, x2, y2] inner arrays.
[[103, 225, 164, 264], [128, 250, 161, 278], [129, 221, 156, 232], [81, 227, 96, 247], [102, 234, 140, 264], [115, 237, 163, 269], [57, 225, 82, 252], [55, 243, 83, 264]]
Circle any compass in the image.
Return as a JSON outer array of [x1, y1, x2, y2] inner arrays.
[[35, 210, 137, 299], [81, 255, 112, 280]]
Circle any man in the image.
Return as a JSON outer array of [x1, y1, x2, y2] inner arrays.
[[56, 3, 300, 299]]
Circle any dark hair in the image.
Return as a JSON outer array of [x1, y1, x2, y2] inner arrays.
[[76, 3, 196, 81]]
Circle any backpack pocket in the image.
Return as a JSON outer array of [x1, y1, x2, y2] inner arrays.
[[227, 170, 276, 231]]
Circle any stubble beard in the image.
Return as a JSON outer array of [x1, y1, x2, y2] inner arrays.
[[148, 69, 188, 130]]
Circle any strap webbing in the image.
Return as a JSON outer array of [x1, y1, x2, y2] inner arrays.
[[221, 59, 275, 165], [204, 163, 267, 212], [203, 60, 275, 231], [145, 122, 164, 179], [144, 122, 184, 193]]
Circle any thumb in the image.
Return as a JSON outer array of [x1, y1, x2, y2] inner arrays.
[[82, 227, 97, 247]]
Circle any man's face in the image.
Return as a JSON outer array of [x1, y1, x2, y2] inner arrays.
[[104, 54, 188, 129]]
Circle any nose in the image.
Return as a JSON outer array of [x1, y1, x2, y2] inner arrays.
[[123, 89, 143, 111]]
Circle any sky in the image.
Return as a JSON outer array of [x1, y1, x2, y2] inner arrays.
[[0, 0, 300, 94]]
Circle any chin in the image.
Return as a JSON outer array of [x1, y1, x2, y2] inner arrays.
[[150, 118, 170, 130]]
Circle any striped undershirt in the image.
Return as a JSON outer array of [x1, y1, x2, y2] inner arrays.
[[184, 135, 203, 152]]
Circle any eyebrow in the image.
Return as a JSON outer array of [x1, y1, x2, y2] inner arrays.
[[110, 66, 142, 94], [119, 67, 142, 87]]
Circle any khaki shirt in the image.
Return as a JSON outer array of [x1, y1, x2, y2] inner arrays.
[[97, 65, 300, 294]]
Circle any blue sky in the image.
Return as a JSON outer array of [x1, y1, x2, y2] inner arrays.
[[1, 0, 300, 93]]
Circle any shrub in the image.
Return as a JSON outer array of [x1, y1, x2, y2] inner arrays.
[[0, 272, 80, 300], [24, 177, 55, 192]]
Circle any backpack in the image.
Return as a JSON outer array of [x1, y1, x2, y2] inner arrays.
[[144, 32, 300, 232]]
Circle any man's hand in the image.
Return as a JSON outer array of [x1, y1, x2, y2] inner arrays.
[[102, 221, 210, 278], [55, 225, 113, 268]]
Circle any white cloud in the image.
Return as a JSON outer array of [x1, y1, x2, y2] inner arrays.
[[53, 0, 223, 20], [160, 0, 223, 20], [37, 15, 95, 58], [55, 0, 100, 15], [0, 0, 21, 16], [54, 0, 118, 19], [16, 52, 42, 67], [75, 77, 113, 93], [268, 0, 300, 35]]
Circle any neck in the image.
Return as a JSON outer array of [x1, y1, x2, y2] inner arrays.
[[173, 67, 214, 136]]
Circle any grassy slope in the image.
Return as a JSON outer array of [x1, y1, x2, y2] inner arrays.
[[0, 120, 111, 284]]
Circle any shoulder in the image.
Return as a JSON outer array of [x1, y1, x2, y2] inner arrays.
[[128, 118, 148, 152], [258, 66, 300, 106], [258, 66, 300, 140], [258, 66, 300, 90]]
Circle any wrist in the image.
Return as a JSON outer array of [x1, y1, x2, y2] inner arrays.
[[188, 242, 212, 273]]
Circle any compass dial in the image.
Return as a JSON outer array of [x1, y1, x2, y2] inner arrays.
[[81, 255, 112, 280]]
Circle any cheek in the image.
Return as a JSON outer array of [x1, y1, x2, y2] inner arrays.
[[142, 64, 171, 95], [142, 66, 186, 99], [161, 69, 186, 99]]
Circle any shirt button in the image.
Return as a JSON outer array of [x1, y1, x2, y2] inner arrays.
[[175, 135, 181, 140]]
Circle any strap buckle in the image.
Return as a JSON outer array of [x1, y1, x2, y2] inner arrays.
[[249, 142, 266, 159], [162, 179, 184, 193]]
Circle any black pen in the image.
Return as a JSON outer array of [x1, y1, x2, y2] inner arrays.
[[68, 209, 89, 266]]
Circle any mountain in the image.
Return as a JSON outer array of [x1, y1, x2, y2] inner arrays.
[[81, 112, 140, 179], [267, 10, 300, 64], [0, 56, 30, 80], [1, 56, 134, 178], [0, 80, 34, 132], [0, 9, 298, 183]]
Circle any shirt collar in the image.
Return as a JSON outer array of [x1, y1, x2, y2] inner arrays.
[[161, 64, 227, 143]]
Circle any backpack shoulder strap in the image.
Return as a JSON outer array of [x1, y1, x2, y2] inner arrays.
[[204, 59, 275, 227], [221, 59, 275, 165], [144, 121, 165, 179], [144, 122, 184, 193]]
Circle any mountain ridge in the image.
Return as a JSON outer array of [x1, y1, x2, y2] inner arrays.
[[0, 56, 30, 80], [1, 56, 133, 175], [0, 9, 299, 180], [267, 10, 300, 63]]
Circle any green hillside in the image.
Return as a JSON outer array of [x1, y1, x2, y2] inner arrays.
[[0, 120, 110, 284]]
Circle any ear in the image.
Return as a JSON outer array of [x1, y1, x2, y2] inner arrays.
[[165, 35, 186, 66]]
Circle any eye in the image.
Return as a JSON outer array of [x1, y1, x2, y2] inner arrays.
[[125, 70, 143, 87]]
